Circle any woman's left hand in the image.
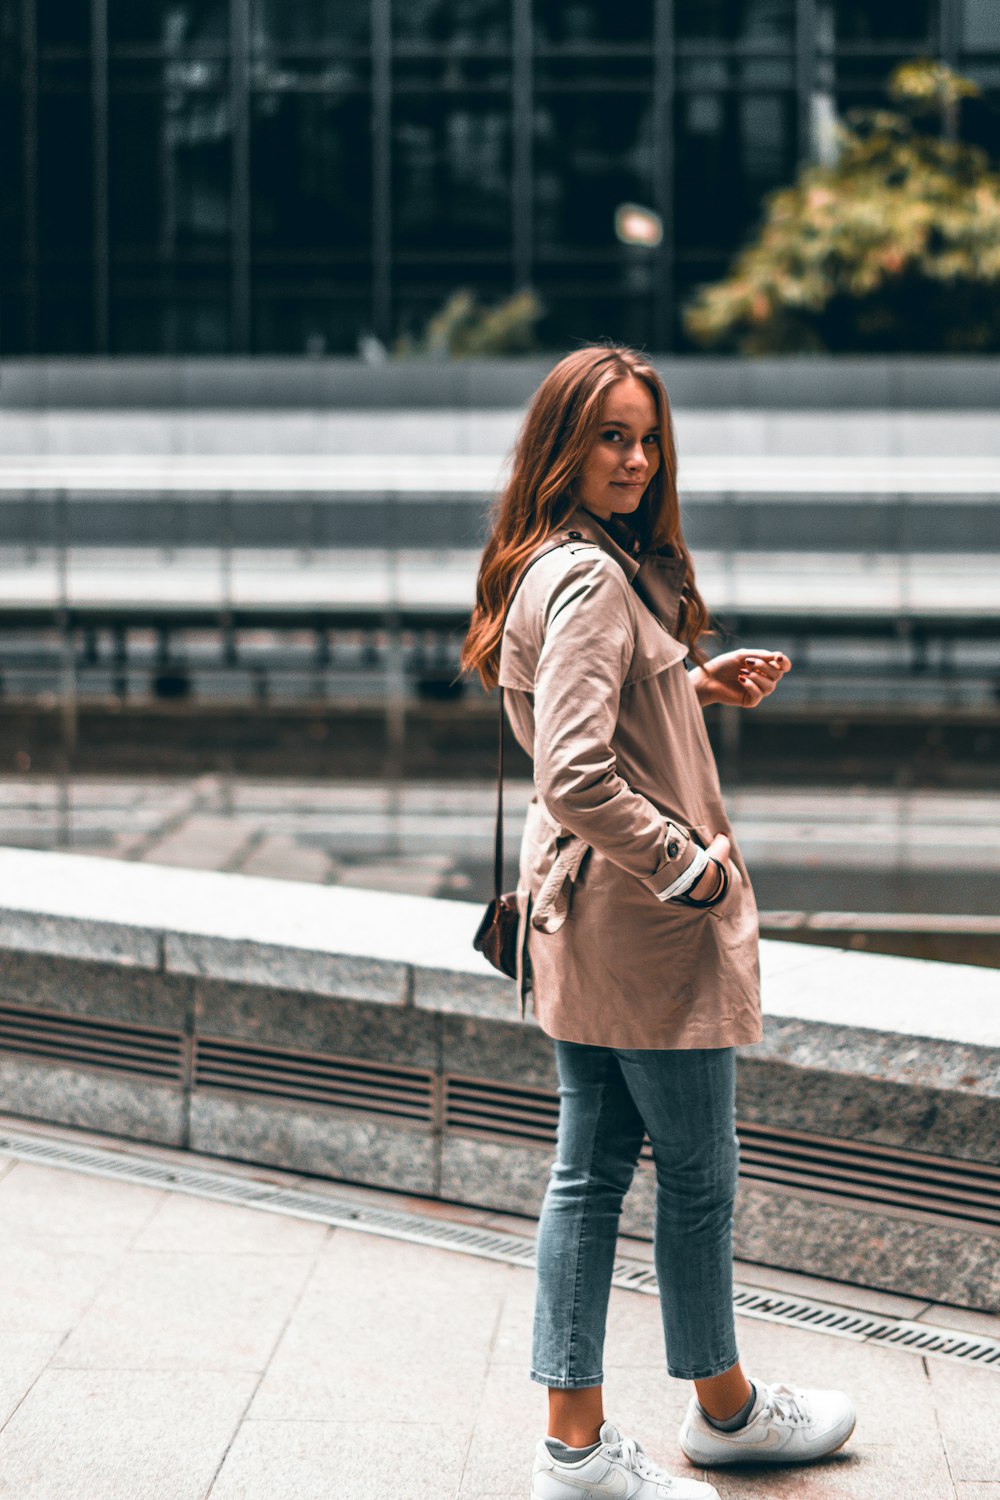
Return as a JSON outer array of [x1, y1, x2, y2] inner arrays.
[[701, 649, 792, 707]]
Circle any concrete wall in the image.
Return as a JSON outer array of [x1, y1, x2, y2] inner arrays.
[[3, 356, 1000, 410], [0, 846, 997, 1311]]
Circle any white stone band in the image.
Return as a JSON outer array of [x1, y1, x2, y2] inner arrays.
[[654, 842, 711, 902]]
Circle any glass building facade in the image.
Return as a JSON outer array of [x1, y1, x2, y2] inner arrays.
[[1, 0, 997, 354]]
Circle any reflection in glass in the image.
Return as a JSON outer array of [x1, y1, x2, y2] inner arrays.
[[533, 0, 653, 47], [109, 74, 231, 250], [251, 92, 372, 251], [250, 0, 369, 50], [675, 1, 794, 44], [822, 1, 935, 44], [108, 1, 229, 48], [535, 95, 653, 254], [393, 0, 511, 49], [252, 295, 369, 354], [393, 97, 510, 250], [38, 92, 93, 253], [37, 1, 90, 48], [674, 88, 796, 253]]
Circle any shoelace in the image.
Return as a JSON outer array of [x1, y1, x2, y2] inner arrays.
[[757, 1380, 812, 1427], [608, 1435, 682, 1489]]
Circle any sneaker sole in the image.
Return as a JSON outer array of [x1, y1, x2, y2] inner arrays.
[[679, 1412, 856, 1467]]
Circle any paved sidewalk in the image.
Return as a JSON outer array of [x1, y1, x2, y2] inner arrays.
[[0, 1122, 997, 1500]]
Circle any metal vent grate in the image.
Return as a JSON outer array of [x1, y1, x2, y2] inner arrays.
[[0, 1125, 995, 1373], [737, 1122, 1000, 1231], [194, 1038, 435, 1122], [0, 1004, 183, 1081], [444, 1077, 559, 1143], [442, 1076, 1000, 1234]]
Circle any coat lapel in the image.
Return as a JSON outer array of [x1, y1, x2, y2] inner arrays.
[[565, 503, 687, 637]]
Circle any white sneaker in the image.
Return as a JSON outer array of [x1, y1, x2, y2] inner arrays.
[[678, 1376, 856, 1466], [532, 1417, 719, 1499]]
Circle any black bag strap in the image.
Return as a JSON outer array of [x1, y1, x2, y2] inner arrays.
[[492, 534, 583, 904]]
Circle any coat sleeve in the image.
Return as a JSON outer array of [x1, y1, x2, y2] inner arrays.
[[532, 553, 703, 897]]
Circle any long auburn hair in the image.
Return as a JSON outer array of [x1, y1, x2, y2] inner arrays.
[[460, 342, 715, 691]]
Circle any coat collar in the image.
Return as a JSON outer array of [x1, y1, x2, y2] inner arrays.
[[563, 502, 688, 636]]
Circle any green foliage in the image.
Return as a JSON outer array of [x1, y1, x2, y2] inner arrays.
[[393, 287, 545, 357], [684, 60, 1000, 354]]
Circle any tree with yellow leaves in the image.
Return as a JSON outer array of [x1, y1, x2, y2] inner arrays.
[[684, 61, 1000, 354]]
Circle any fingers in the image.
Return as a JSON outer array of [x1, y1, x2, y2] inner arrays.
[[707, 832, 731, 860], [744, 651, 791, 676]]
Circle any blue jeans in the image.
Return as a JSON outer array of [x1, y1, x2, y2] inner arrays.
[[530, 1040, 741, 1385]]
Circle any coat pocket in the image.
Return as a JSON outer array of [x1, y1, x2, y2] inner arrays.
[[687, 822, 743, 921], [531, 833, 590, 933]]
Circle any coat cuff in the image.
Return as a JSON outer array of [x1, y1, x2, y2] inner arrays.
[[639, 823, 702, 899]]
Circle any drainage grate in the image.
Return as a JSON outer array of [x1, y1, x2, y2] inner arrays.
[[0, 1125, 997, 1373]]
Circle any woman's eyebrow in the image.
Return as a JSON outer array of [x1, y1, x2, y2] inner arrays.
[[602, 418, 660, 431]]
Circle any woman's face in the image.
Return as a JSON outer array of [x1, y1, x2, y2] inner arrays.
[[574, 375, 661, 521]]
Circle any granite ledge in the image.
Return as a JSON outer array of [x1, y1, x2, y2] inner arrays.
[[1, 847, 999, 1064]]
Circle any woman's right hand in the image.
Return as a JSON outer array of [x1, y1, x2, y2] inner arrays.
[[686, 833, 732, 901]]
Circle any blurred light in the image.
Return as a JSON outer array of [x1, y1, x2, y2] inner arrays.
[[614, 202, 663, 247]]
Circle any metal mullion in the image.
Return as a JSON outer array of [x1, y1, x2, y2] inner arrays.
[[91, 0, 109, 351], [940, 0, 959, 70], [372, 0, 391, 343], [653, 0, 674, 351], [21, 0, 39, 350], [795, 0, 816, 164], [230, 0, 250, 351]]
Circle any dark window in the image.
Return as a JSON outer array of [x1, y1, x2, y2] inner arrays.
[[251, 90, 372, 252], [37, 0, 91, 49], [109, 67, 232, 253], [674, 87, 796, 256], [534, 94, 655, 256], [38, 90, 93, 255], [675, 1, 794, 45], [533, 0, 654, 47], [392, 1, 512, 50], [822, 1, 936, 45], [252, 290, 372, 354], [250, 0, 369, 50], [393, 96, 511, 251], [108, 1, 229, 50]]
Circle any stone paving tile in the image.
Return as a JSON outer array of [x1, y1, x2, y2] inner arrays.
[[0, 1162, 165, 1245], [0, 1368, 255, 1500], [917, 1303, 1000, 1340], [249, 1232, 508, 1425], [925, 1357, 1000, 1482], [131, 1192, 330, 1255], [956, 1488, 1000, 1498], [0, 1328, 65, 1427], [0, 1238, 125, 1334], [52, 1249, 316, 1372], [208, 1418, 469, 1500]]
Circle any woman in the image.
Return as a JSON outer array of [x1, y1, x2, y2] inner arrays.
[[461, 345, 855, 1500]]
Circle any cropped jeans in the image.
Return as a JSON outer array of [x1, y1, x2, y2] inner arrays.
[[530, 1040, 741, 1386]]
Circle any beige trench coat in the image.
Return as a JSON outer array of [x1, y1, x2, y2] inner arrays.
[[497, 500, 763, 1050]]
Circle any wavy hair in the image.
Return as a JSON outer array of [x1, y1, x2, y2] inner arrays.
[[460, 342, 715, 691]]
